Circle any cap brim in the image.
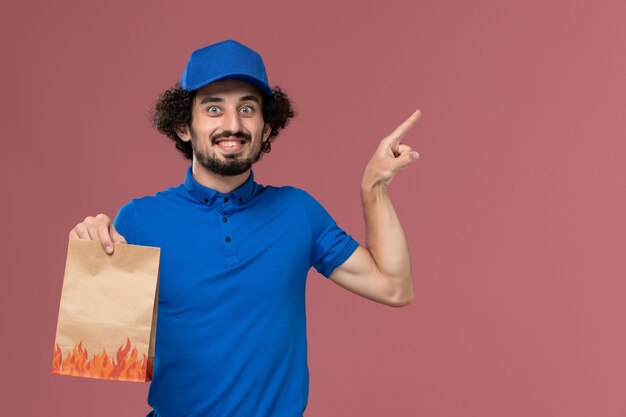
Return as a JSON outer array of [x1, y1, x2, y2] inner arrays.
[[183, 73, 273, 96]]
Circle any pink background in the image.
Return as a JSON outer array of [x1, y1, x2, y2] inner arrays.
[[2, 0, 626, 416]]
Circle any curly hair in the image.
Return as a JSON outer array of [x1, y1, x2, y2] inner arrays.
[[151, 83, 296, 160]]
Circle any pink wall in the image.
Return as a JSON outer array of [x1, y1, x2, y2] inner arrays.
[[2, 0, 626, 415]]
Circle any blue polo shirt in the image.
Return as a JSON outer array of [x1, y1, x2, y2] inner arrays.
[[113, 166, 360, 417]]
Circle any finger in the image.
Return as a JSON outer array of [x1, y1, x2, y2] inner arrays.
[[382, 109, 422, 148], [95, 214, 114, 254], [69, 228, 81, 240], [110, 223, 127, 245], [394, 149, 420, 171], [72, 224, 90, 239], [392, 143, 413, 157], [83, 217, 99, 240]]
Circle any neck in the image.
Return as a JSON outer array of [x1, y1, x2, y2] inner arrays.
[[191, 159, 250, 193]]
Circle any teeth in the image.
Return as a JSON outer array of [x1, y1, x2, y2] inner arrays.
[[220, 141, 239, 147]]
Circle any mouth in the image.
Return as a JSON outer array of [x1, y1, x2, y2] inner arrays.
[[214, 137, 247, 154]]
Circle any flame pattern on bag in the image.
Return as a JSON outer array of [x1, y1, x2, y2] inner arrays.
[[51, 337, 153, 382]]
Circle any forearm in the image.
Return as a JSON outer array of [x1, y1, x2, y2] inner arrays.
[[361, 181, 414, 302]]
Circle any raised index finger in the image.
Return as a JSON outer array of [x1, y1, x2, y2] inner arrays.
[[382, 109, 422, 147]]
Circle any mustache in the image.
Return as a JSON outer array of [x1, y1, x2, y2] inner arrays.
[[211, 131, 252, 144]]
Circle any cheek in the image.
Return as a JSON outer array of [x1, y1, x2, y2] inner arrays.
[[191, 119, 219, 138], [249, 119, 267, 137]]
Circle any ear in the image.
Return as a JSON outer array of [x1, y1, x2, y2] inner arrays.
[[176, 124, 192, 142], [262, 123, 271, 143]]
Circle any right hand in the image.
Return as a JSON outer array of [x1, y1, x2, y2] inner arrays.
[[69, 214, 127, 254]]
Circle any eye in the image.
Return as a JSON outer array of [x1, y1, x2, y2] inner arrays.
[[239, 105, 254, 114], [207, 106, 220, 114]]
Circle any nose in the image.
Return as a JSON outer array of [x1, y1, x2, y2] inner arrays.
[[222, 109, 243, 133]]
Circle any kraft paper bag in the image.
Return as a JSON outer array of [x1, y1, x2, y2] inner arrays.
[[52, 239, 160, 383]]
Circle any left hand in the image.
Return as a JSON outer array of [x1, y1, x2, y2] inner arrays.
[[362, 109, 422, 188]]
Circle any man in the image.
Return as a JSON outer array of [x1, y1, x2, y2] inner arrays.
[[69, 40, 420, 417]]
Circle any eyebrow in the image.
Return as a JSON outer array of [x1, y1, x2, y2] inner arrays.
[[199, 95, 261, 105]]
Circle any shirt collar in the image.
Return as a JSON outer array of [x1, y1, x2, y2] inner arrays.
[[183, 165, 261, 206]]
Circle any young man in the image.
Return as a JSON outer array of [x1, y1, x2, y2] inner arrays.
[[69, 40, 420, 417]]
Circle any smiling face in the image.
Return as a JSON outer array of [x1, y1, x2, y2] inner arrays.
[[177, 78, 271, 177]]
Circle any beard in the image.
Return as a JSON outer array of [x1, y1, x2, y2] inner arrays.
[[191, 130, 264, 177]]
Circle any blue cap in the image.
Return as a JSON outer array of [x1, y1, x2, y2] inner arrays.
[[180, 40, 272, 96]]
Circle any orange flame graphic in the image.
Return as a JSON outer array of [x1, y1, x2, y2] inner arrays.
[[51, 337, 153, 382]]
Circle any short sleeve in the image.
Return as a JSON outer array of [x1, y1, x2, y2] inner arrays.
[[113, 200, 137, 244], [297, 189, 360, 278]]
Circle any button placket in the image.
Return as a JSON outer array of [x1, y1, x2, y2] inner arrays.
[[218, 194, 238, 266]]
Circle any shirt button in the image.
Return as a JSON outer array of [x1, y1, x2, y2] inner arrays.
[[222, 217, 228, 222], [225, 236, 231, 242], [224, 197, 229, 202]]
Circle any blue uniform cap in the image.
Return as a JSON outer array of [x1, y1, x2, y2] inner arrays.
[[180, 40, 273, 96]]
